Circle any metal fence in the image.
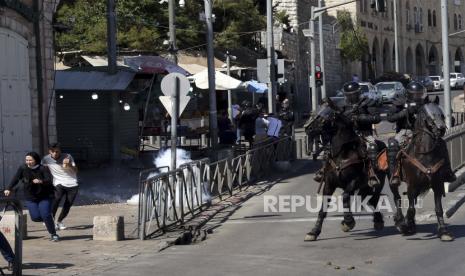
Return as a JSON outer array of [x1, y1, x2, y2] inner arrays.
[[0, 197, 24, 276], [452, 112, 465, 126], [444, 123, 465, 171], [138, 137, 293, 239]]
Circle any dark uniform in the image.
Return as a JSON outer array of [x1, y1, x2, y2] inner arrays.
[[314, 82, 381, 187], [278, 99, 294, 136], [386, 81, 456, 185]]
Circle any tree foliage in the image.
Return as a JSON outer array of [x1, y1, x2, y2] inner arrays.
[[55, 0, 266, 53], [337, 10, 369, 62]]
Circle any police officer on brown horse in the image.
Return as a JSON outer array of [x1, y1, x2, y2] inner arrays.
[[314, 81, 382, 187], [387, 81, 456, 186]]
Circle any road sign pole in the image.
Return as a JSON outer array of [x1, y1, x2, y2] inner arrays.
[[171, 76, 180, 171]]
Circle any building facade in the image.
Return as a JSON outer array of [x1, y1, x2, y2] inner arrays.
[[0, 0, 57, 183], [326, 0, 465, 79]]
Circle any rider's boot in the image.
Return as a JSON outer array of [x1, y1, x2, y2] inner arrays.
[[387, 138, 401, 186]]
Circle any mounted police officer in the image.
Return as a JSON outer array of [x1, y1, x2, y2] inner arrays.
[[387, 81, 456, 186], [314, 81, 382, 187]]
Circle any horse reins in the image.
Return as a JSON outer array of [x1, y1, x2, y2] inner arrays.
[[399, 150, 444, 180]]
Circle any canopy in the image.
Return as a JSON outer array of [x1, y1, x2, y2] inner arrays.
[[193, 69, 242, 90], [124, 56, 190, 75], [246, 80, 268, 94]]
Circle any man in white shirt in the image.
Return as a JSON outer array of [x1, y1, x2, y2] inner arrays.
[[42, 143, 79, 230]]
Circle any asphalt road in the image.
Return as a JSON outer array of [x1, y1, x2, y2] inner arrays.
[[100, 161, 465, 276]]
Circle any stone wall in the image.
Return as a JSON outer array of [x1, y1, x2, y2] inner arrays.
[[0, 0, 56, 152]]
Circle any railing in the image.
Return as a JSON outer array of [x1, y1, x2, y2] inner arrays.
[[0, 197, 23, 276], [452, 112, 465, 126], [444, 123, 465, 171], [138, 137, 293, 239]]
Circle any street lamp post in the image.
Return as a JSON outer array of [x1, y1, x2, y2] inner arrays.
[[266, 0, 277, 114], [394, 0, 399, 72], [441, 0, 452, 128]]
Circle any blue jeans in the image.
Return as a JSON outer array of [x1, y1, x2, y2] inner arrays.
[[0, 232, 14, 263], [26, 199, 56, 236]]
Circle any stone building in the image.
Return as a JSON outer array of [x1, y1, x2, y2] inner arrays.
[[0, 0, 56, 183], [272, 0, 465, 116]]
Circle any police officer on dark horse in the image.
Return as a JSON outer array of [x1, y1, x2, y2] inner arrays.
[[387, 81, 455, 241], [304, 82, 387, 241]]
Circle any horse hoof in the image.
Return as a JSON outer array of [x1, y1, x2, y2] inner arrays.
[[304, 234, 318, 241], [341, 220, 356, 232], [440, 232, 455, 242], [374, 221, 384, 231]]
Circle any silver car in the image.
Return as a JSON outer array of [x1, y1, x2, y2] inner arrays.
[[375, 81, 405, 103]]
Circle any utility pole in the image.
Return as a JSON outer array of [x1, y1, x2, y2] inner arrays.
[[393, 0, 399, 72], [309, 8, 317, 113], [441, 0, 452, 127], [168, 0, 178, 64], [226, 51, 233, 123], [266, 0, 277, 114], [204, 0, 218, 148], [318, 0, 326, 99], [107, 0, 117, 74]]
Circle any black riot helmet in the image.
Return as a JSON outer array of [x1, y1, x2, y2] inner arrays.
[[406, 81, 426, 104], [343, 81, 362, 105]]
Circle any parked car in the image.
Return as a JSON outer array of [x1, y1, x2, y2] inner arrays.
[[414, 76, 434, 92], [332, 82, 382, 107], [375, 81, 406, 104], [429, 75, 443, 91], [449, 73, 465, 89]]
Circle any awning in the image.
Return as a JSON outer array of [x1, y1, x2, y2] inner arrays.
[[124, 56, 190, 75], [192, 69, 243, 90], [179, 63, 207, 74], [55, 70, 135, 91], [246, 80, 268, 93]]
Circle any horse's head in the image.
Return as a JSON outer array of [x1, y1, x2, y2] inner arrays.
[[304, 104, 335, 139], [417, 96, 447, 138]]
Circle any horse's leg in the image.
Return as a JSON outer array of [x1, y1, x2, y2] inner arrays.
[[369, 174, 385, 230], [433, 187, 454, 241], [404, 193, 417, 235], [341, 185, 356, 232], [304, 181, 336, 241], [389, 183, 406, 233]]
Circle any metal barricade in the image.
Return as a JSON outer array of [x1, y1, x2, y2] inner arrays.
[[138, 137, 293, 239], [0, 197, 23, 276], [444, 124, 465, 171]]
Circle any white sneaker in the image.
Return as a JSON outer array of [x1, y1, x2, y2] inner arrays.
[[56, 222, 67, 230]]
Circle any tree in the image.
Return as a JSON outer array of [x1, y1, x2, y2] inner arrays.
[[55, 0, 266, 53]]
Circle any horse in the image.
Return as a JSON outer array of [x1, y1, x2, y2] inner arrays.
[[304, 101, 387, 241], [391, 96, 454, 241]]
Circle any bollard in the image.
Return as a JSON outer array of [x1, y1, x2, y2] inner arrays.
[[0, 213, 27, 244], [93, 216, 124, 241]]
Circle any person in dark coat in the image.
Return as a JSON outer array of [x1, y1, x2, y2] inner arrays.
[[4, 152, 60, 242], [239, 101, 259, 146], [278, 98, 294, 136]]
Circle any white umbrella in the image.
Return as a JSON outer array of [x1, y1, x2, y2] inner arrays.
[[193, 69, 242, 90]]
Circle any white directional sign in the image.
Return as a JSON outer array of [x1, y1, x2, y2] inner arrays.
[[159, 95, 191, 118], [161, 73, 191, 97]]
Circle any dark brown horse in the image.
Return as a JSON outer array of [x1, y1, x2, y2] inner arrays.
[[391, 96, 454, 241], [304, 102, 386, 241]]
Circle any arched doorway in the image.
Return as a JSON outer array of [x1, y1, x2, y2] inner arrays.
[[415, 44, 425, 76], [454, 48, 464, 73], [383, 39, 391, 73], [428, 45, 439, 75], [406, 47, 414, 75], [372, 38, 381, 78]]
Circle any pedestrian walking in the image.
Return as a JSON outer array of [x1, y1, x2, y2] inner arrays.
[[42, 143, 79, 231], [4, 152, 59, 241], [0, 232, 14, 270]]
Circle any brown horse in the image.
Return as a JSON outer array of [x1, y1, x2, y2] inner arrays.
[[390, 96, 454, 241], [304, 103, 386, 241]]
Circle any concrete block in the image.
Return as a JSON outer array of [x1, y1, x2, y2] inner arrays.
[[0, 213, 27, 244], [93, 216, 124, 241]]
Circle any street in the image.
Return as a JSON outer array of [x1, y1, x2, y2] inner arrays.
[[99, 161, 465, 276]]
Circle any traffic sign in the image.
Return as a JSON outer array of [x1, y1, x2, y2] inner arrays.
[[159, 95, 191, 118], [161, 73, 191, 97]]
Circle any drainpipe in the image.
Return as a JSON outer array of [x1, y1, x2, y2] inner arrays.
[[33, 0, 45, 154]]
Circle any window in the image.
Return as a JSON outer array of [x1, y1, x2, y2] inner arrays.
[[428, 10, 432, 26], [454, 14, 458, 30], [391, 1, 394, 20], [459, 14, 463, 29], [433, 10, 437, 27], [414, 7, 418, 25]]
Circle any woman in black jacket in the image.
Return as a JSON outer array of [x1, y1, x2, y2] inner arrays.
[[4, 152, 59, 242]]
